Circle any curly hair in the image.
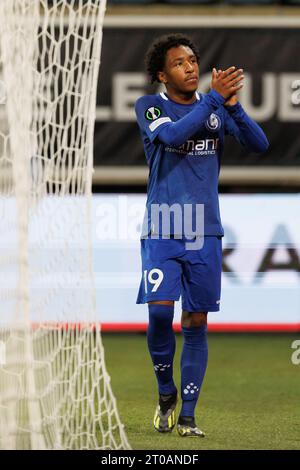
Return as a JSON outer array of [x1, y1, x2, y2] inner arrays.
[[145, 34, 200, 84]]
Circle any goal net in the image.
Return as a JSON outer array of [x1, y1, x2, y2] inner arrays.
[[0, 0, 130, 450]]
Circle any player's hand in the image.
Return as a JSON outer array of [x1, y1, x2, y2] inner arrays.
[[211, 66, 244, 100], [218, 67, 240, 106]]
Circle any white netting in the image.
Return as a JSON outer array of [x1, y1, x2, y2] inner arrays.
[[0, 0, 130, 450]]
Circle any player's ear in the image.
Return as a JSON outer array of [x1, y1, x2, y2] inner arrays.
[[157, 70, 167, 84]]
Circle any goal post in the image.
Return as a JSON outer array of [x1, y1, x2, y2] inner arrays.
[[0, 0, 130, 450]]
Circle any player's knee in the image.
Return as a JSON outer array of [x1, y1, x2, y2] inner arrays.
[[181, 311, 207, 328], [148, 302, 175, 330]]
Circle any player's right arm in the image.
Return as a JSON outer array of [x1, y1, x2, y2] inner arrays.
[[135, 67, 243, 147]]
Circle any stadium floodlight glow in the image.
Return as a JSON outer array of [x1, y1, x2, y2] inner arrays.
[[0, 0, 130, 450]]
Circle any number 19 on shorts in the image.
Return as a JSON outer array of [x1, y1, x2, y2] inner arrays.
[[143, 269, 164, 293]]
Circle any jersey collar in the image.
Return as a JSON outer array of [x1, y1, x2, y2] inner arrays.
[[160, 91, 200, 102]]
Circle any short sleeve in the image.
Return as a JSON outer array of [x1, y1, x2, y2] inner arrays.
[[135, 96, 172, 143]]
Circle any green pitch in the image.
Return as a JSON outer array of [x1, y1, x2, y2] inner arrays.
[[102, 333, 299, 450]]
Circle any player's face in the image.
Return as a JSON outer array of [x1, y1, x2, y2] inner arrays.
[[158, 45, 199, 95]]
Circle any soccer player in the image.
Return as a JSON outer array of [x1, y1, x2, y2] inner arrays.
[[135, 34, 269, 437]]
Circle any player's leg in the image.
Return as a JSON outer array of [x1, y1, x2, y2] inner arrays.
[[177, 311, 208, 437], [148, 300, 178, 433], [136, 238, 182, 432], [147, 300, 177, 397], [178, 235, 222, 437]]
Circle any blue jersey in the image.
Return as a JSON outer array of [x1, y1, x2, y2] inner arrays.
[[135, 89, 269, 237]]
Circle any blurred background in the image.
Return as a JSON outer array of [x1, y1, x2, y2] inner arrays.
[[95, 2, 299, 449], [91, 0, 300, 333]]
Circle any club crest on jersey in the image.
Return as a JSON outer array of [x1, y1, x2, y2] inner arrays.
[[205, 113, 221, 132], [145, 106, 162, 121]]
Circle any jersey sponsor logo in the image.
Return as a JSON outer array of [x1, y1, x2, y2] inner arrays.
[[165, 138, 219, 156], [205, 113, 221, 132], [145, 106, 162, 121]]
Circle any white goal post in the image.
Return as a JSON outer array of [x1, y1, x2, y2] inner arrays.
[[0, 0, 130, 450]]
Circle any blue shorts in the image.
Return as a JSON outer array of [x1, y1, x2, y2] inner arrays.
[[136, 236, 222, 312]]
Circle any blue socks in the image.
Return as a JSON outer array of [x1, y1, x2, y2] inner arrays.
[[180, 325, 208, 417], [147, 306, 208, 417], [147, 304, 177, 396]]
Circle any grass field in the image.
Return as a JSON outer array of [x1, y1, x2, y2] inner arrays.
[[102, 333, 300, 450]]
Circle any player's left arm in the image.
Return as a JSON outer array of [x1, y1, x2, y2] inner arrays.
[[224, 100, 269, 153]]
